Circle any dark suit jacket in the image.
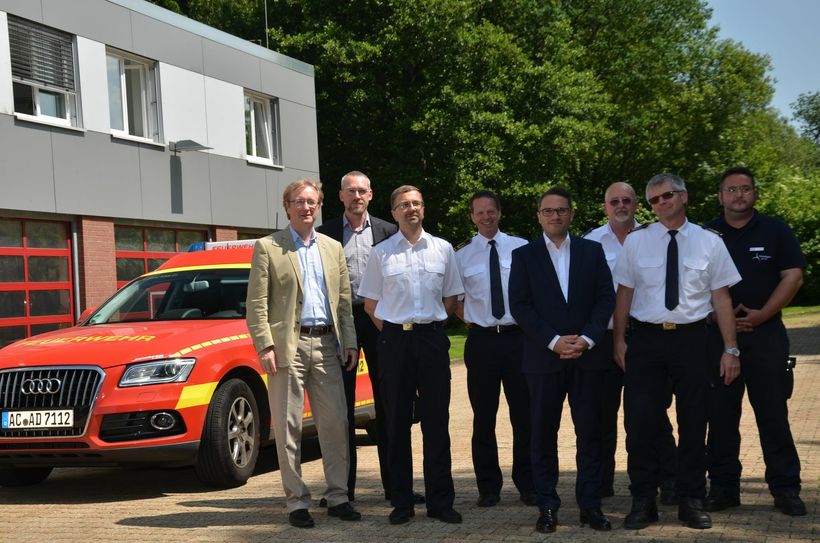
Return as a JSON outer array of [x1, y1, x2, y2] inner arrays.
[[509, 234, 614, 373], [317, 214, 397, 246]]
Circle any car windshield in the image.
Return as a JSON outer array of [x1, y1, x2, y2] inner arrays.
[[86, 269, 249, 324]]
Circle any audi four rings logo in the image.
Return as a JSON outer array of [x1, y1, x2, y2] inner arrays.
[[21, 378, 62, 394]]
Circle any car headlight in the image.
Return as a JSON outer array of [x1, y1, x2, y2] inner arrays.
[[119, 358, 196, 387]]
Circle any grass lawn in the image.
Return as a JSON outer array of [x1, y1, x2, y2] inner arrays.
[[446, 321, 468, 362], [783, 305, 820, 316]]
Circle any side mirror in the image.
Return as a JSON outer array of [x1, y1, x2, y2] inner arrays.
[[79, 306, 98, 322]]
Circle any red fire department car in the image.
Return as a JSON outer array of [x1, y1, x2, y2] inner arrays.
[[0, 241, 375, 488]]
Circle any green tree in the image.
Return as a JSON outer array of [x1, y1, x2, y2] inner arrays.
[[792, 91, 820, 144]]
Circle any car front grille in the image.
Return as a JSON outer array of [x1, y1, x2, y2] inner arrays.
[[0, 367, 104, 438]]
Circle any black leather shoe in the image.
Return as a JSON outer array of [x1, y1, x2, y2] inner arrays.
[[659, 480, 678, 506], [288, 508, 315, 528], [389, 507, 415, 525], [624, 497, 658, 530], [705, 490, 740, 512], [535, 509, 558, 533], [427, 508, 463, 523], [600, 485, 615, 498], [678, 498, 712, 529], [579, 508, 612, 531], [774, 491, 807, 516], [520, 491, 536, 506], [477, 494, 500, 507], [328, 502, 362, 521], [318, 498, 327, 508]]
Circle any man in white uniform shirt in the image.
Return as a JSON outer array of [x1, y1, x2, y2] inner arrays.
[[612, 173, 741, 530], [359, 185, 464, 525], [455, 190, 534, 508], [583, 183, 677, 502]]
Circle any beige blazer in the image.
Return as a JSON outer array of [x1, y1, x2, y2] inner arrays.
[[246, 228, 357, 367]]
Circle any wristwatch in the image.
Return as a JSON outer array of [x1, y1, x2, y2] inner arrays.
[[724, 347, 740, 357]]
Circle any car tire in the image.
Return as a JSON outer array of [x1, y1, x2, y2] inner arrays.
[[0, 466, 53, 487], [195, 378, 260, 488]]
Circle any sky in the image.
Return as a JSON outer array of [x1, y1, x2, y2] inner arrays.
[[706, 0, 820, 121]]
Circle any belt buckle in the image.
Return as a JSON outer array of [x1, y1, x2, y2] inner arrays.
[[662, 322, 677, 330], [495, 325, 503, 334], [402, 322, 414, 331]]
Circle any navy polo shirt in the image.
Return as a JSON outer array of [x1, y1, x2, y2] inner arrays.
[[706, 212, 806, 315]]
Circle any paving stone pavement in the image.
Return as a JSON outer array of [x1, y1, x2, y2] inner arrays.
[[1, 315, 818, 542]]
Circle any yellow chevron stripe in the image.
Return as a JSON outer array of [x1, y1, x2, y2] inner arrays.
[[144, 263, 250, 277], [175, 381, 218, 409]]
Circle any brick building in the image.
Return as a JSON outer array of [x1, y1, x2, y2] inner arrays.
[[0, 0, 320, 346]]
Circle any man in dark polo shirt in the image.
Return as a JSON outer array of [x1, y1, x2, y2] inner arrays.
[[705, 167, 807, 516]]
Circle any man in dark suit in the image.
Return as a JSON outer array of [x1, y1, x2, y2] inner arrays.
[[317, 170, 400, 503], [509, 187, 615, 534]]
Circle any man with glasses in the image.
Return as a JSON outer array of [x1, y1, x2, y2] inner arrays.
[[612, 174, 740, 530], [246, 178, 361, 528], [704, 167, 807, 516], [455, 190, 534, 509], [359, 185, 464, 525], [583, 183, 678, 503], [509, 187, 615, 533], [317, 171, 401, 505]]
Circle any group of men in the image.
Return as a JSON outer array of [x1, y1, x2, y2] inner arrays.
[[245, 167, 807, 532]]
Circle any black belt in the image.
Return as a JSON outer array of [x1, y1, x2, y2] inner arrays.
[[469, 323, 521, 334], [630, 318, 706, 331], [299, 324, 333, 336], [383, 321, 443, 332]]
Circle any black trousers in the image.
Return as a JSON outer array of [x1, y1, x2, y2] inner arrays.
[[464, 326, 533, 497], [527, 364, 606, 511], [346, 304, 391, 498], [624, 322, 709, 499], [378, 322, 454, 511], [599, 332, 678, 491], [706, 319, 801, 496]]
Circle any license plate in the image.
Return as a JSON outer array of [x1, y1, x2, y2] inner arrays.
[[1, 409, 74, 429]]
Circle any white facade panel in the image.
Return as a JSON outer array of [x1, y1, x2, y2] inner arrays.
[[278, 100, 320, 173], [75, 37, 108, 133], [159, 63, 208, 149], [204, 76, 244, 158], [0, 13, 13, 115]]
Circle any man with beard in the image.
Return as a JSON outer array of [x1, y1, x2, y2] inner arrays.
[[705, 167, 807, 516]]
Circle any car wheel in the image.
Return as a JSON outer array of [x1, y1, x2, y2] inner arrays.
[[0, 467, 53, 487], [195, 378, 260, 488]]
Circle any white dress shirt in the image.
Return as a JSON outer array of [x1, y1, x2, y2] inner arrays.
[[542, 233, 594, 351], [613, 219, 741, 324], [358, 230, 464, 323], [584, 221, 638, 329], [456, 231, 526, 326]]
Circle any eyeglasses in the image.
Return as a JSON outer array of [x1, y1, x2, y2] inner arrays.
[[608, 197, 634, 206], [647, 190, 684, 205], [289, 198, 319, 208], [722, 185, 754, 194], [538, 207, 571, 217], [344, 188, 371, 195], [394, 200, 424, 211]]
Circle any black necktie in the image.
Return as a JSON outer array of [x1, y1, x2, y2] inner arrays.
[[665, 230, 679, 311], [489, 240, 505, 319]]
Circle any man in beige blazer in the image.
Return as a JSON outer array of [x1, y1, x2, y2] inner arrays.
[[246, 178, 360, 528]]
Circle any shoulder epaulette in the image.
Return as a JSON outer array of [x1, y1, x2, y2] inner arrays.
[[455, 238, 472, 251], [628, 223, 650, 234], [699, 224, 723, 237]]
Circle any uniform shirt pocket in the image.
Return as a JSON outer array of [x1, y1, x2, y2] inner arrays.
[[423, 259, 446, 293], [462, 264, 487, 296], [683, 258, 709, 292], [637, 257, 664, 286]]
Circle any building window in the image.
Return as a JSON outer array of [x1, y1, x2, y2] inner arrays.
[[8, 16, 79, 127], [244, 92, 282, 165], [106, 50, 161, 141], [114, 226, 207, 288]]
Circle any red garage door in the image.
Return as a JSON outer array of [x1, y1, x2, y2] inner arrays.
[[0, 219, 74, 348]]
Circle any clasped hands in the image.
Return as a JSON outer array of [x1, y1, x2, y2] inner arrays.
[[554, 335, 589, 360]]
